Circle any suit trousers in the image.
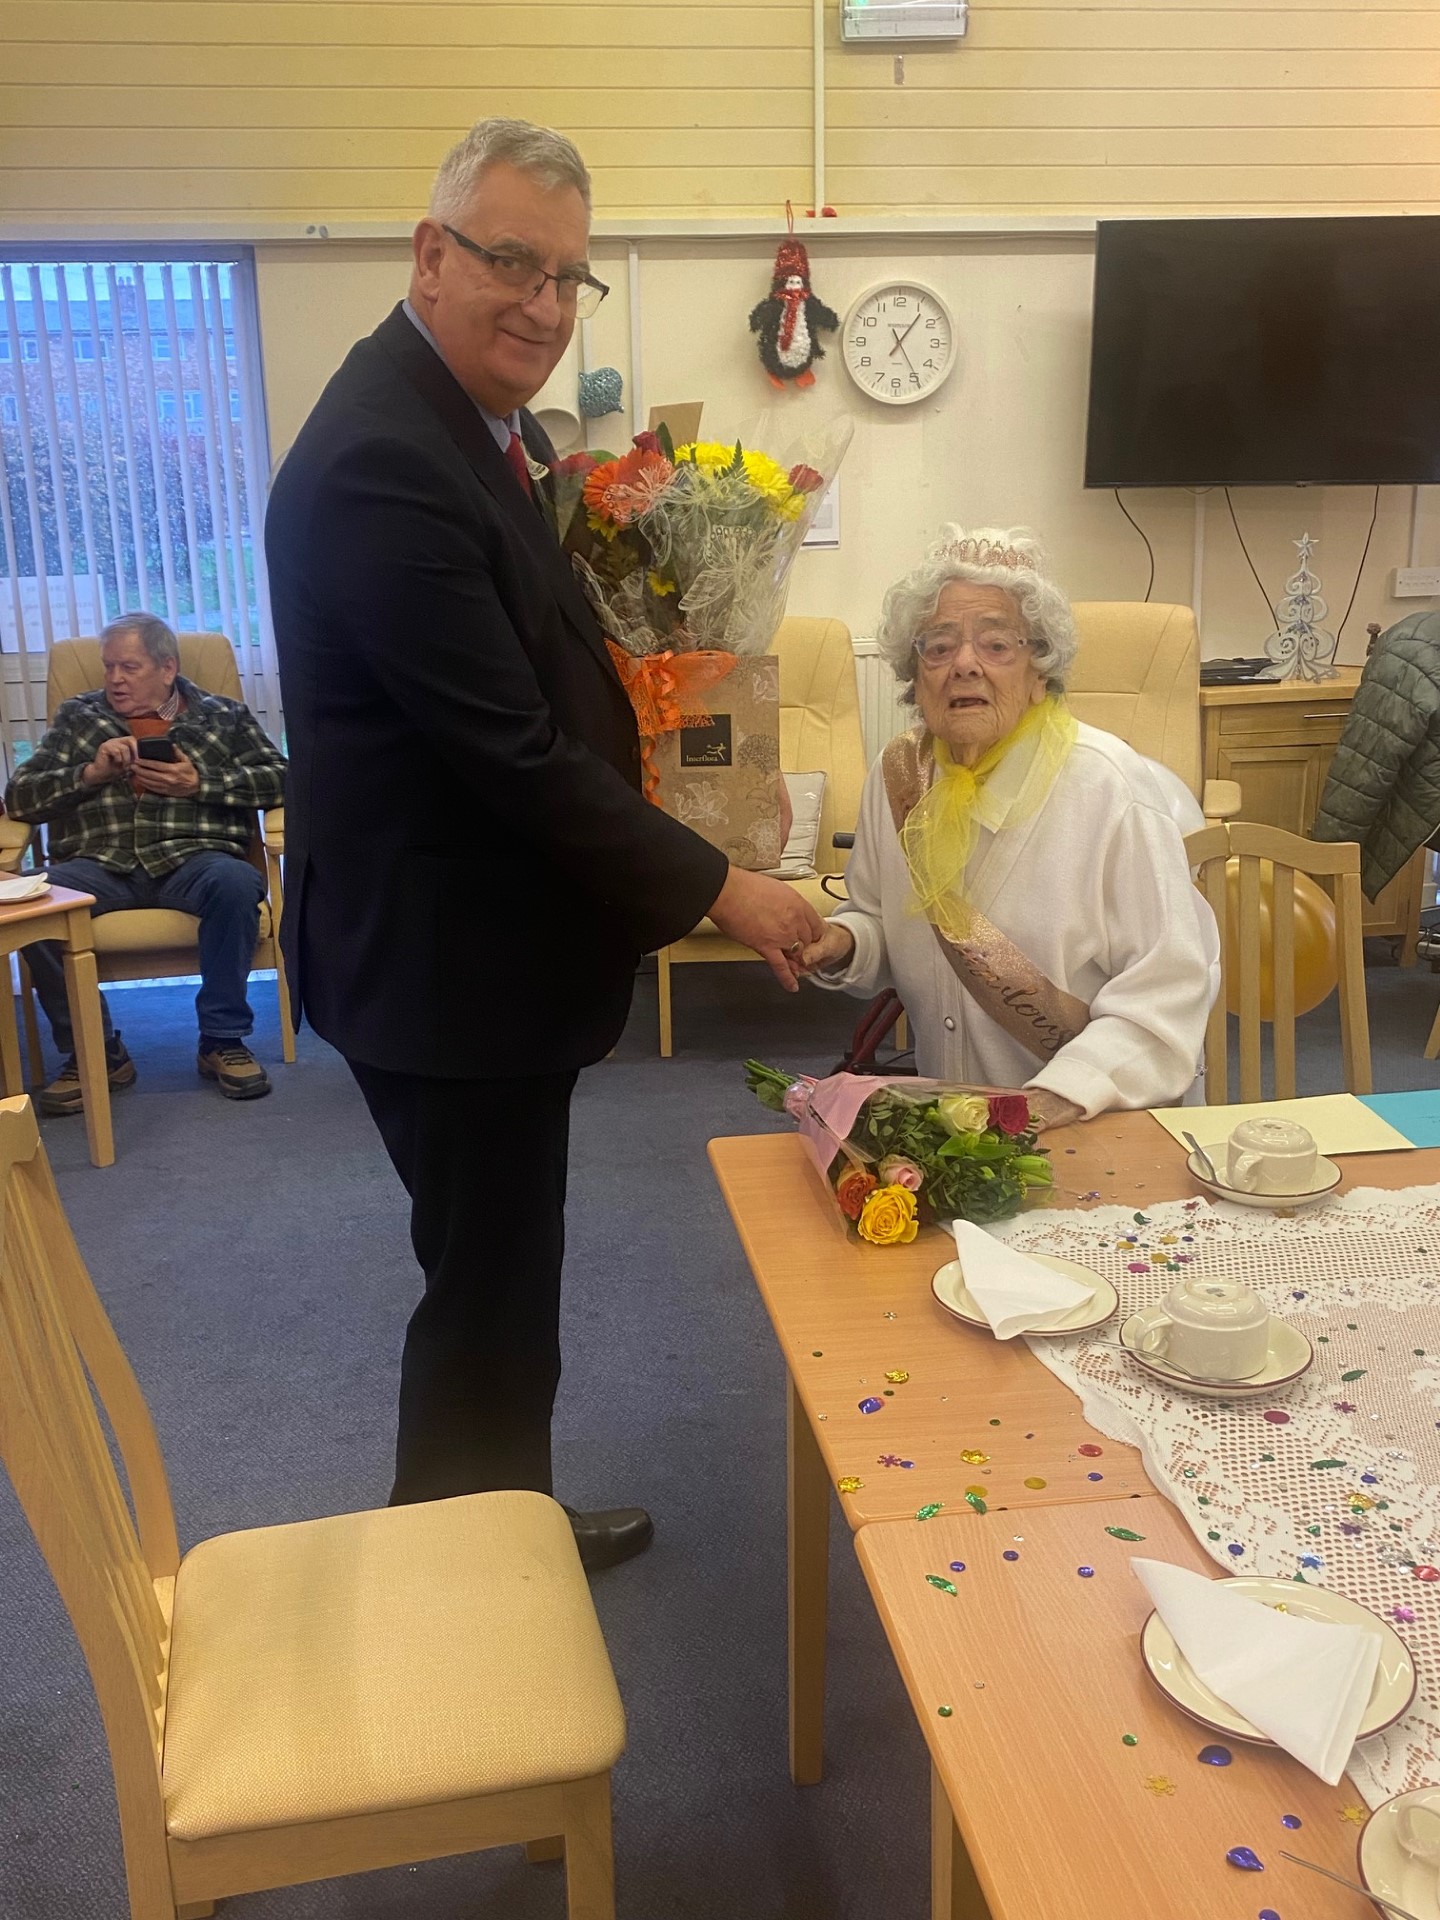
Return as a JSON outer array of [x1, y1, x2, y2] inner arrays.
[[348, 1059, 578, 1504]]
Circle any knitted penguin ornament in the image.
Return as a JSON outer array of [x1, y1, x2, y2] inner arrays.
[[749, 237, 839, 390]]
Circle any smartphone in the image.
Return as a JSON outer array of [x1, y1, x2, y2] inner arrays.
[[136, 737, 179, 763]]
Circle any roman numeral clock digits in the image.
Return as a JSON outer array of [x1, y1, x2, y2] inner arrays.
[[841, 281, 957, 407]]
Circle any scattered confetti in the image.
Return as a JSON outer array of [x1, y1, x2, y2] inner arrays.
[[1024, 1476, 1048, 1490], [937, 1705, 953, 1717], [811, 1350, 823, 1357], [1391, 1606, 1416, 1623], [1309, 1458, 1346, 1470], [1228, 1543, 1245, 1557], [1198, 1745, 1233, 1767], [1078, 1443, 1103, 1457], [1259, 1911, 1281, 1920], [858, 1397, 884, 1414], [1340, 1369, 1367, 1383], [949, 1561, 967, 1574], [1225, 1847, 1264, 1871], [925, 1575, 957, 1595], [884, 1369, 909, 1384], [1077, 1566, 1095, 1578], [1413, 1565, 1440, 1582], [1339, 1806, 1367, 1825], [1280, 1815, 1301, 1830], [837, 1476, 863, 1494], [1122, 1733, 1138, 1746], [916, 1502, 943, 1521], [1262, 1410, 1290, 1425], [989, 1418, 1001, 1426], [1143, 1776, 1175, 1797], [973, 1681, 986, 1690], [1002, 1549, 1019, 1561], [1105, 1526, 1145, 1541], [1332, 1400, 1355, 1413], [1087, 1472, 1104, 1482], [965, 1492, 987, 1515], [960, 1449, 990, 1465]]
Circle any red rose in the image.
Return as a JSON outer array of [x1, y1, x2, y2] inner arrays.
[[788, 462, 826, 494], [632, 429, 663, 456], [551, 451, 600, 480], [988, 1094, 1031, 1136], [835, 1166, 878, 1221]]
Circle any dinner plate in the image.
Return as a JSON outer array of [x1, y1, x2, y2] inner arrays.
[[0, 871, 49, 904], [930, 1254, 1119, 1338], [1359, 1793, 1440, 1920], [1187, 1145, 1342, 1209], [1117, 1310, 1313, 1399], [1141, 1575, 1416, 1747]]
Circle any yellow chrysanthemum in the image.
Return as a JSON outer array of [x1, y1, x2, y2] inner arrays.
[[647, 570, 677, 596], [674, 442, 805, 519]]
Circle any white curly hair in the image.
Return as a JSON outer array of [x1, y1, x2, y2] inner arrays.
[[876, 525, 1080, 703]]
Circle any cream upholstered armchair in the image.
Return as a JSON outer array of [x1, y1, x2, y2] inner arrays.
[[1, 634, 294, 1074], [1066, 602, 1240, 822], [656, 615, 867, 1056]]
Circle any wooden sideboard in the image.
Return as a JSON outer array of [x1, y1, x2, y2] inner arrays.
[[1200, 668, 1425, 962]]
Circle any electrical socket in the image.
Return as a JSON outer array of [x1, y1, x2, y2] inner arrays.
[[1392, 567, 1440, 597]]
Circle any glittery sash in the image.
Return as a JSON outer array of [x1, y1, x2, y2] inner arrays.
[[881, 728, 1090, 1063]]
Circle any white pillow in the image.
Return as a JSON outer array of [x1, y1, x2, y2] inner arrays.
[[764, 770, 827, 880]]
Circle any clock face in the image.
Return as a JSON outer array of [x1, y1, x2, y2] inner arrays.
[[841, 282, 957, 406]]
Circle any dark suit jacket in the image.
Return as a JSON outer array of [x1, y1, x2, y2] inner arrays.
[[264, 304, 728, 1078]]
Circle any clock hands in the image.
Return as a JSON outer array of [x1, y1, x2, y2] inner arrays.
[[889, 312, 923, 359]]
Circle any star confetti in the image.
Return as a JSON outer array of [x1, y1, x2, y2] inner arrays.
[[1339, 1806, 1367, 1825], [1143, 1776, 1176, 1797], [884, 1369, 909, 1384], [837, 1477, 863, 1494], [959, 1449, 990, 1465]]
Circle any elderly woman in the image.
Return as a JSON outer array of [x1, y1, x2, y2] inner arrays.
[[802, 528, 1219, 1129]]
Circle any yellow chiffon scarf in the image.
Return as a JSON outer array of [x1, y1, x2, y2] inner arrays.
[[899, 695, 1078, 941]]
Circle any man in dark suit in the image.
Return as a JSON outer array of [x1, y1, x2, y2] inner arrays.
[[265, 118, 822, 1570]]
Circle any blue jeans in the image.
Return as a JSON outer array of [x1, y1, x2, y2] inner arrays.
[[27, 852, 266, 1055]]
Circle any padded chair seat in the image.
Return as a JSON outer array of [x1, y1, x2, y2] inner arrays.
[[89, 900, 272, 954], [162, 1489, 625, 1842]]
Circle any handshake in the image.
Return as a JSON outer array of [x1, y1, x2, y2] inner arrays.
[[707, 866, 856, 992]]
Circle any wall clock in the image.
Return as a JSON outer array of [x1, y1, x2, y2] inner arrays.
[[840, 281, 957, 406]]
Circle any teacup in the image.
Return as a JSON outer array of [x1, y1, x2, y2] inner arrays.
[[1130, 1275, 1273, 1382], [1396, 1789, 1440, 1870], [1225, 1117, 1319, 1196]]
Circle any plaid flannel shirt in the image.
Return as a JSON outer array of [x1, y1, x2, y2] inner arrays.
[[4, 677, 287, 877]]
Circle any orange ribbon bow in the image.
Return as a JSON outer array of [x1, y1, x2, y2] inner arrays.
[[605, 641, 738, 804]]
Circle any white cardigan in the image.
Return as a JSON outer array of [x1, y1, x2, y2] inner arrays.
[[811, 723, 1221, 1117]]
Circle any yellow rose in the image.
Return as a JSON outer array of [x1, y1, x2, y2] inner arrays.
[[857, 1183, 920, 1247], [939, 1093, 991, 1134]]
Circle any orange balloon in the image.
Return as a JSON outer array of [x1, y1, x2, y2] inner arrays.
[[1221, 858, 1337, 1019]]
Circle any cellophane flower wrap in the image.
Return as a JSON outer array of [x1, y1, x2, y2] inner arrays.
[[745, 1063, 1053, 1234]]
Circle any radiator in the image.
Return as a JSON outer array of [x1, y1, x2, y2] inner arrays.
[[853, 639, 910, 765]]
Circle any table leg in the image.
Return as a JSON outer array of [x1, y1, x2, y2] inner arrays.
[[62, 935, 114, 1168], [931, 1765, 989, 1920], [0, 962, 22, 1097], [787, 1368, 829, 1786]]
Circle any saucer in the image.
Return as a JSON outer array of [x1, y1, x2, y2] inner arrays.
[[1360, 1793, 1440, 1920], [1117, 1311, 1313, 1398], [931, 1255, 1119, 1338], [1142, 1576, 1416, 1746], [1187, 1145, 1342, 1209], [0, 871, 49, 904]]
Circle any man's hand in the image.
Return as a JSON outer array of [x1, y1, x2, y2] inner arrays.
[[81, 736, 138, 788], [707, 866, 825, 992], [131, 748, 201, 799], [798, 922, 855, 975]]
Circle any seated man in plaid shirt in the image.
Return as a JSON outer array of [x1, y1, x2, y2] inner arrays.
[[4, 612, 287, 1112]]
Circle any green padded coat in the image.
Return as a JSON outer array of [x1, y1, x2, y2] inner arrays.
[[1312, 610, 1440, 899]]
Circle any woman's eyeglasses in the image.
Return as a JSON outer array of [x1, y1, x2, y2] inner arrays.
[[442, 225, 609, 318], [914, 625, 1030, 670]]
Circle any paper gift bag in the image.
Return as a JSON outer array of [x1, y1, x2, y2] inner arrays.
[[649, 655, 782, 870]]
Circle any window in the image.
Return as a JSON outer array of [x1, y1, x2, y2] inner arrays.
[[0, 255, 280, 767]]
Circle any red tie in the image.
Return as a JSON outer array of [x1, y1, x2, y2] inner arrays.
[[504, 429, 534, 499]]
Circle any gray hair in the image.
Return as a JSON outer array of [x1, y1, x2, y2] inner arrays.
[[101, 612, 179, 668], [428, 118, 592, 221], [876, 525, 1079, 702]]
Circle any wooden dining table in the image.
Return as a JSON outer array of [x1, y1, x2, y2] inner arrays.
[[709, 1109, 1440, 1911]]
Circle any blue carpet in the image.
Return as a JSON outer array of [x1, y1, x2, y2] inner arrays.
[[1, 953, 1437, 1918]]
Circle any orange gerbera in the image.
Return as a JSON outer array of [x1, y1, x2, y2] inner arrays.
[[582, 446, 674, 527]]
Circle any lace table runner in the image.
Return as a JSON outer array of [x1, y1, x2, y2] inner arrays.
[[999, 1183, 1440, 1806]]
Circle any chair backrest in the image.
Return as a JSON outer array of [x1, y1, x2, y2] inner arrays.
[[47, 631, 242, 718], [1067, 603, 1202, 799], [771, 616, 868, 876], [1185, 821, 1373, 1103], [0, 1096, 178, 1909]]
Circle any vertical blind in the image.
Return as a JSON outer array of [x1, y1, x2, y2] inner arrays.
[[0, 252, 280, 774]]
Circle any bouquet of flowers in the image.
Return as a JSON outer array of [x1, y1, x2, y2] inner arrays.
[[745, 1062, 1054, 1241]]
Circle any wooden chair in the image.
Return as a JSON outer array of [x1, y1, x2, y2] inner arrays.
[[1185, 820, 1373, 1103], [656, 615, 868, 1056], [0, 634, 294, 1075], [1427, 997, 1440, 1062], [1068, 601, 1240, 821], [0, 1094, 623, 1920]]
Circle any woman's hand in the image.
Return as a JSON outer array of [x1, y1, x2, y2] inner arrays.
[[797, 921, 856, 975], [1024, 1088, 1084, 1133]]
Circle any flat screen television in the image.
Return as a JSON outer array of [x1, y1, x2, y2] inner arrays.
[[1084, 215, 1440, 489]]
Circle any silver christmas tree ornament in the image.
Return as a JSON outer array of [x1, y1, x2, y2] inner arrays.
[[1266, 532, 1338, 683]]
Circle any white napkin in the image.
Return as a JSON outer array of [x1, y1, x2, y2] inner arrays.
[[1133, 1558, 1381, 1784], [951, 1219, 1093, 1339]]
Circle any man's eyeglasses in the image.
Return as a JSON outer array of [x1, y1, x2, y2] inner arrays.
[[914, 625, 1030, 670], [441, 224, 609, 318]]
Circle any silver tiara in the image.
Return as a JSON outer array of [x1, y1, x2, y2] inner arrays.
[[936, 536, 1028, 571]]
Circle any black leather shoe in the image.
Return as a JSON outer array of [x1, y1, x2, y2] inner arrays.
[[564, 1505, 654, 1573]]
